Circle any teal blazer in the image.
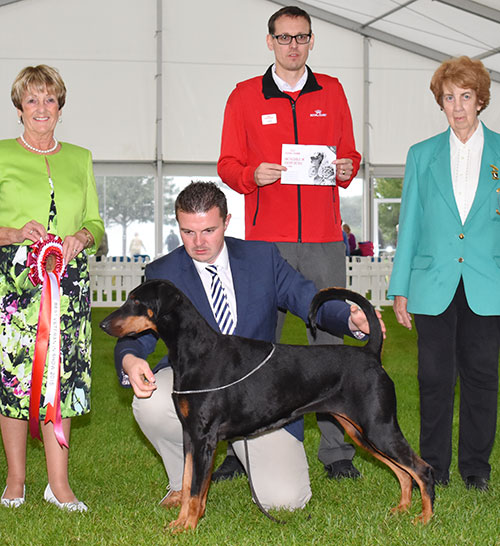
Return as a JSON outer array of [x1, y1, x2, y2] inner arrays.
[[388, 123, 500, 316]]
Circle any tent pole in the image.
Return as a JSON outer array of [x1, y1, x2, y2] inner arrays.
[[362, 36, 372, 246], [154, 0, 164, 259]]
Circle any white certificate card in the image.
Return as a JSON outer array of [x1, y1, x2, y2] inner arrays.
[[281, 144, 337, 185]]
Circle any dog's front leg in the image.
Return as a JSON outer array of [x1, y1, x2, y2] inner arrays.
[[169, 431, 217, 532]]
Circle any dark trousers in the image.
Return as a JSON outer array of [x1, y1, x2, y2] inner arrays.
[[275, 241, 355, 465], [414, 279, 500, 480]]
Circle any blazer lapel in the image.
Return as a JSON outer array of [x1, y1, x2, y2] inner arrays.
[[465, 124, 500, 226], [428, 129, 462, 223], [226, 238, 250, 336]]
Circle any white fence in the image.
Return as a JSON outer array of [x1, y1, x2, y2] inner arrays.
[[89, 256, 148, 307], [346, 256, 394, 308], [89, 256, 394, 308]]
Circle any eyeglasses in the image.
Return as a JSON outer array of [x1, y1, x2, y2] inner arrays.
[[272, 33, 312, 45]]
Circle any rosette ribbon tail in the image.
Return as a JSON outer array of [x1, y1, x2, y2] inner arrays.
[[43, 272, 68, 448], [28, 271, 51, 442], [27, 236, 68, 448]]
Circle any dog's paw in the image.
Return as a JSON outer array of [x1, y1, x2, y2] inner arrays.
[[168, 516, 199, 533], [390, 501, 411, 515], [412, 511, 433, 525]]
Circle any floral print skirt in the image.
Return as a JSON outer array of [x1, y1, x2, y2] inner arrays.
[[0, 244, 92, 420]]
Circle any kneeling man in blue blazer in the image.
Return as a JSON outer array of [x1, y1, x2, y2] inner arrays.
[[114, 182, 379, 510]]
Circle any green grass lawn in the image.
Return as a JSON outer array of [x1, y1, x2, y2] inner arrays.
[[1, 308, 499, 545]]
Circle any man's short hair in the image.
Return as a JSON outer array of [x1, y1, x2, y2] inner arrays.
[[268, 6, 312, 35], [175, 182, 228, 221]]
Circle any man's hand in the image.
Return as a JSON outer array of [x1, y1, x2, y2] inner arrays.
[[349, 304, 386, 339], [254, 162, 287, 187], [122, 354, 157, 398], [335, 158, 354, 182], [393, 295, 412, 330]]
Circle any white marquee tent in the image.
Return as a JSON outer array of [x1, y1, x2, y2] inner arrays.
[[1, 0, 500, 255]]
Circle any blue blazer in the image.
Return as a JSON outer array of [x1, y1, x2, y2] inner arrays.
[[388, 123, 500, 316], [115, 236, 353, 440]]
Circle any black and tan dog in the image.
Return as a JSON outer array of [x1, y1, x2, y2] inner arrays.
[[100, 280, 434, 531]]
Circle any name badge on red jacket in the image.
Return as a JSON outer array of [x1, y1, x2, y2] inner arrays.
[[261, 113, 277, 125]]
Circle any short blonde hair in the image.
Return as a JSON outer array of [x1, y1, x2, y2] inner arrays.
[[11, 65, 66, 110], [430, 56, 490, 113]]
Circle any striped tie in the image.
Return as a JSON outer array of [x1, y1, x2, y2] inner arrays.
[[206, 264, 235, 335]]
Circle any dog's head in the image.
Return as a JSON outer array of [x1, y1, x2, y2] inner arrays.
[[100, 279, 182, 339]]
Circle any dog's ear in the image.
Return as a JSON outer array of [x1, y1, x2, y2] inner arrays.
[[155, 282, 182, 317]]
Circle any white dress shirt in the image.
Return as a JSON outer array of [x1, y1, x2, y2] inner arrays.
[[450, 122, 484, 224], [192, 243, 238, 328], [271, 63, 308, 93]]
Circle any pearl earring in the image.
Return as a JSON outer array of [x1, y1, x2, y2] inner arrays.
[[17, 117, 22, 124], [58, 116, 62, 124]]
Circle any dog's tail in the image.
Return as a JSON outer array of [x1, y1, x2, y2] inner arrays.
[[308, 287, 382, 357]]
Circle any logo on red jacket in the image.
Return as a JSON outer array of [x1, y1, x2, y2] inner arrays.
[[310, 109, 327, 117]]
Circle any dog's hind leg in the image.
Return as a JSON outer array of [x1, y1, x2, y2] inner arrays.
[[332, 414, 412, 512], [332, 413, 434, 524]]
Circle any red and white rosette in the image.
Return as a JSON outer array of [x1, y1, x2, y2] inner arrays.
[[27, 235, 69, 448]]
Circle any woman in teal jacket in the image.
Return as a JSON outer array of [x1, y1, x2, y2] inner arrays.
[[0, 65, 104, 511], [388, 57, 500, 491]]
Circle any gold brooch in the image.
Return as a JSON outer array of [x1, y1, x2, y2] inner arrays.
[[491, 164, 499, 180]]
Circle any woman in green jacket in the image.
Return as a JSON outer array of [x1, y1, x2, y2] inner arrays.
[[0, 65, 104, 511]]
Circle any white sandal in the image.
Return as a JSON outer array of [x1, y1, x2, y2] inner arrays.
[[44, 484, 87, 512], [1, 485, 25, 508]]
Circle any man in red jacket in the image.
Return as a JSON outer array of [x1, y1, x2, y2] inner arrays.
[[217, 5, 362, 481]]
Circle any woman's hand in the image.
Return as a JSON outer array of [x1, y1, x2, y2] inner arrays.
[[22, 220, 48, 242], [393, 295, 412, 330], [62, 229, 93, 264], [0, 220, 47, 246], [21, 220, 48, 243]]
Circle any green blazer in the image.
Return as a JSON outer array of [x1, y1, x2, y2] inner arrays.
[[388, 123, 500, 316], [0, 139, 104, 253]]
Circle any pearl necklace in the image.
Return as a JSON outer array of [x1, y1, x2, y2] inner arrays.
[[20, 133, 58, 154]]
